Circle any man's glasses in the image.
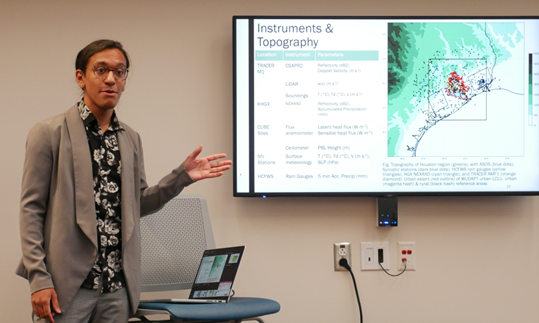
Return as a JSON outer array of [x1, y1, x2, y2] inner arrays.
[[92, 65, 129, 80]]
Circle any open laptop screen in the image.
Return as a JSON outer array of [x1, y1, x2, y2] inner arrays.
[[189, 246, 245, 302]]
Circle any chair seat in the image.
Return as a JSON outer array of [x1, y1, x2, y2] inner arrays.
[[137, 297, 280, 321]]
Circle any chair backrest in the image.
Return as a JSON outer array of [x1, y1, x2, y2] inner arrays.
[[140, 195, 216, 292]]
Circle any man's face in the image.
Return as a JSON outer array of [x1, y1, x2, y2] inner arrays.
[[76, 48, 127, 113]]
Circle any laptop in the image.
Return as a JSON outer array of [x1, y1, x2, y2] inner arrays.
[[141, 246, 245, 304]]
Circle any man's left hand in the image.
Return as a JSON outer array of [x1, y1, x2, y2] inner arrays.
[[183, 145, 232, 181]]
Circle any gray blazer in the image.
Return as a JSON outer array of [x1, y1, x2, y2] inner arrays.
[[16, 105, 194, 314]]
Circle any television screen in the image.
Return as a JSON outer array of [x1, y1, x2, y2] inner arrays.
[[233, 16, 539, 197]]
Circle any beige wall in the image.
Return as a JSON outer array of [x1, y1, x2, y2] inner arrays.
[[2, 0, 538, 322]]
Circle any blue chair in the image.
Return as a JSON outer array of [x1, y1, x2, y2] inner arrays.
[[131, 195, 280, 323]]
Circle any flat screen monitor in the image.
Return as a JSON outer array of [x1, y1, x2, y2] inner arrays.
[[233, 16, 539, 197]]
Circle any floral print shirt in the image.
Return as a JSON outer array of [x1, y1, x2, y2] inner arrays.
[[78, 100, 126, 293]]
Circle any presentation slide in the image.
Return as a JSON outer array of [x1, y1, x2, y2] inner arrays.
[[234, 17, 539, 195]]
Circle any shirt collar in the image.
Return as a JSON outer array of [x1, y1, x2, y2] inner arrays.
[[77, 99, 123, 131]]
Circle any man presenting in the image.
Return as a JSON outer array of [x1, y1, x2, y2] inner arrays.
[[16, 39, 231, 323]]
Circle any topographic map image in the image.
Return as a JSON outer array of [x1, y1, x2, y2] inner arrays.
[[387, 22, 525, 157]]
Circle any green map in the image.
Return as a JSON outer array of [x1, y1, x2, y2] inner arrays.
[[387, 22, 524, 157]]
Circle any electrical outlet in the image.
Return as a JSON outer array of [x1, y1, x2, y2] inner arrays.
[[361, 242, 389, 270], [398, 242, 416, 271], [334, 242, 351, 271]]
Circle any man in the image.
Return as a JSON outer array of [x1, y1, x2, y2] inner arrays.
[[16, 39, 232, 323]]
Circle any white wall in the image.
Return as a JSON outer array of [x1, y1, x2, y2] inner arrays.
[[1, 0, 538, 322]]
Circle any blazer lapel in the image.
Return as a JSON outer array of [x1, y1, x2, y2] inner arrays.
[[65, 105, 98, 248], [118, 129, 135, 247]]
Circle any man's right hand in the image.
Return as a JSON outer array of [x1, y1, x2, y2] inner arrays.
[[31, 288, 61, 323]]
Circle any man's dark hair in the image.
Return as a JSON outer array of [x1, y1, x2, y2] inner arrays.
[[75, 39, 130, 74]]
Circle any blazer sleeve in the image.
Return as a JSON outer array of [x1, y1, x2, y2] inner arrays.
[[135, 132, 195, 216], [19, 122, 55, 293]]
